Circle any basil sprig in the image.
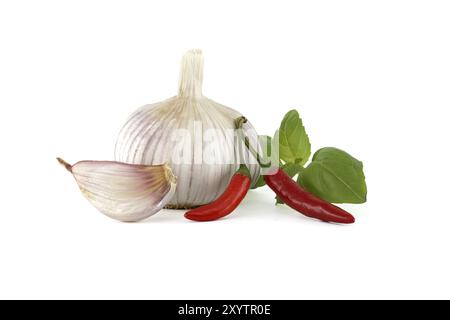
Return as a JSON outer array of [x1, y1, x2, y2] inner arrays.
[[253, 109, 367, 205]]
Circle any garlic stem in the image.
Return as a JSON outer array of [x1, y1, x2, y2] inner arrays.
[[178, 49, 204, 98]]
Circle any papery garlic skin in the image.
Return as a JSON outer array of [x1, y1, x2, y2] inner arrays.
[[58, 158, 176, 222], [115, 50, 260, 208]]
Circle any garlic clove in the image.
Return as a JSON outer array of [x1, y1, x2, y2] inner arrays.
[[57, 157, 176, 222]]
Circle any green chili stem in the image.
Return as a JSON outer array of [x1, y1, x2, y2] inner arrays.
[[234, 116, 271, 168]]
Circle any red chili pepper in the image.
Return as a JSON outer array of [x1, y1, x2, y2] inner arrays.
[[234, 116, 355, 224], [264, 168, 355, 224], [184, 165, 251, 222]]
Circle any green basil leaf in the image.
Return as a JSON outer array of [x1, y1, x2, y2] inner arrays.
[[275, 163, 304, 204], [298, 147, 367, 204], [278, 110, 311, 166], [281, 162, 304, 177], [251, 135, 272, 189]]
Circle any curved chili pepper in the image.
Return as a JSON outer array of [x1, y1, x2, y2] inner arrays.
[[234, 116, 355, 224], [264, 168, 355, 224], [184, 164, 251, 222]]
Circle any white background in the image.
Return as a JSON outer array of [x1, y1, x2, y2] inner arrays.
[[1, 0, 449, 299]]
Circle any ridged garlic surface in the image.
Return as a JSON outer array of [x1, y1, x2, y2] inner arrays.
[[115, 50, 259, 208]]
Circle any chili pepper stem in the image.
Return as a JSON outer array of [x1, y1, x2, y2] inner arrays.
[[234, 116, 271, 168]]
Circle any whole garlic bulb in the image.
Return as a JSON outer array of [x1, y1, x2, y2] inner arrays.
[[115, 50, 259, 208]]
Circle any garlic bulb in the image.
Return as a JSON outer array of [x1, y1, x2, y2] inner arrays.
[[57, 158, 176, 222], [115, 50, 259, 208]]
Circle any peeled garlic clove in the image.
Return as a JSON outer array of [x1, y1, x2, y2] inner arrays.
[[57, 158, 176, 222]]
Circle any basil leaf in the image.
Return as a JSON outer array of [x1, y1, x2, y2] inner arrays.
[[279, 110, 311, 166], [251, 135, 272, 189], [298, 147, 367, 204], [281, 162, 304, 177], [275, 163, 304, 204]]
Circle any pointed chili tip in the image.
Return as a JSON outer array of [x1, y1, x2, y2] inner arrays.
[[57, 157, 72, 173], [342, 214, 355, 224], [322, 213, 355, 224], [184, 211, 208, 222]]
